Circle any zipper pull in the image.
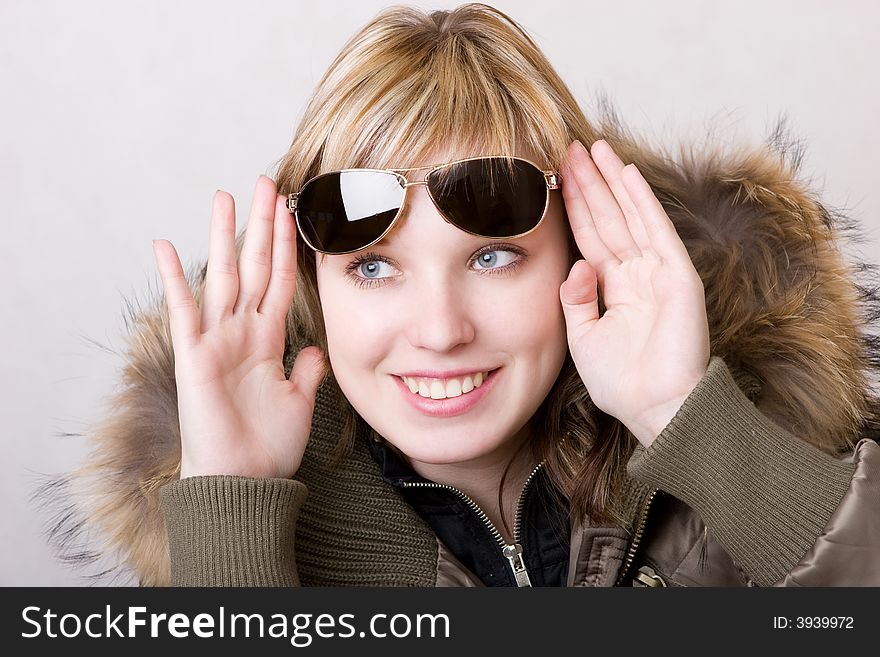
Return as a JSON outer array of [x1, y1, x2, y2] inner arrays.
[[502, 543, 533, 587]]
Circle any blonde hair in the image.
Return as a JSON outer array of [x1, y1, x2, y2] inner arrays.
[[272, 3, 634, 528]]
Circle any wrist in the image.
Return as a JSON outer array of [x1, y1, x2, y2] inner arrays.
[[623, 372, 706, 447], [625, 395, 691, 447], [179, 457, 295, 481]]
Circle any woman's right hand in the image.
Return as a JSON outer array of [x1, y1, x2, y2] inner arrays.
[[153, 175, 327, 480]]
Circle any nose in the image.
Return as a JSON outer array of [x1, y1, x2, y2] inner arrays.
[[395, 185, 477, 353], [405, 282, 477, 353]]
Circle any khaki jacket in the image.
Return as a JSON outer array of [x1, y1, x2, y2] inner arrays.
[[41, 119, 880, 586]]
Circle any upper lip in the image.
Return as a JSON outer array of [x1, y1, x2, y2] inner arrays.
[[395, 367, 498, 379]]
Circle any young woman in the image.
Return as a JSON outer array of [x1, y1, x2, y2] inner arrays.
[[54, 4, 879, 587]]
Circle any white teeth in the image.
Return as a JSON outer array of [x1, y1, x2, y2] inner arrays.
[[401, 371, 491, 400], [445, 378, 462, 398]]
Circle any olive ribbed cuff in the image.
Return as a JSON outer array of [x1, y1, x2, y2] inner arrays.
[[626, 356, 856, 586], [159, 475, 308, 586]]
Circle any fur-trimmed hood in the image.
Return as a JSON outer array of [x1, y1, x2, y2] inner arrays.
[[37, 117, 880, 585]]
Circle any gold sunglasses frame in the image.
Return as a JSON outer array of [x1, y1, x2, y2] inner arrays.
[[286, 155, 561, 255]]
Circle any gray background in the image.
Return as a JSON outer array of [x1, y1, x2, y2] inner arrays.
[[2, 0, 878, 585]]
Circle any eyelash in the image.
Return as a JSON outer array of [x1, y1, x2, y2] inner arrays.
[[344, 242, 527, 289]]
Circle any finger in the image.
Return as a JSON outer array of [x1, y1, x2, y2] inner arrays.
[[559, 159, 620, 281], [560, 259, 600, 336], [621, 164, 692, 264], [153, 240, 200, 351], [567, 140, 641, 260], [589, 140, 654, 256], [201, 190, 239, 331], [234, 175, 277, 314], [258, 193, 298, 319]]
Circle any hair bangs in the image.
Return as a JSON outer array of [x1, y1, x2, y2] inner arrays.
[[314, 25, 569, 178]]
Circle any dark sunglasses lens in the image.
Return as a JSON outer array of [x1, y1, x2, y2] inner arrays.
[[297, 171, 405, 253], [426, 158, 547, 237]]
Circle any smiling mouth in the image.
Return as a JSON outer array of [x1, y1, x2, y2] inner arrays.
[[397, 368, 500, 400]]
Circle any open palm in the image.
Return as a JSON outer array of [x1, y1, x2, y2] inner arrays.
[[559, 140, 710, 447], [153, 176, 326, 479]]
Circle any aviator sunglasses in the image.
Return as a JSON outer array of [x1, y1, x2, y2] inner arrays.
[[286, 156, 561, 255]]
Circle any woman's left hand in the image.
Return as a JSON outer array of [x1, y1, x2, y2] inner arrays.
[[558, 139, 711, 448]]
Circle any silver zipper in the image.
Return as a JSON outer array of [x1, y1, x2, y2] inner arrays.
[[399, 460, 545, 587], [614, 488, 659, 586]]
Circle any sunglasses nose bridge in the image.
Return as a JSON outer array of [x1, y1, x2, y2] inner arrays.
[[399, 179, 455, 227], [394, 178, 462, 234]]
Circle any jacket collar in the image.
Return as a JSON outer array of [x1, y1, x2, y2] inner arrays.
[[367, 436, 574, 587]]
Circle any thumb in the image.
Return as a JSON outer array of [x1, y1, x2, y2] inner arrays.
[[289, 346, 329, 400], [560, 259, 600, 331]]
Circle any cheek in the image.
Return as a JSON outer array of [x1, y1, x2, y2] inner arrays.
[[483, 263, 569, 354], [317, 275, 388, 368]]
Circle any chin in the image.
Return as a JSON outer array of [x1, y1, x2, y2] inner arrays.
[[384, 429, 506, 465]]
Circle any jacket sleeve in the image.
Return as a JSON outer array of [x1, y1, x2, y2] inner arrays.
[[159, 475, 308, 586], [625, 355, 880, 586]]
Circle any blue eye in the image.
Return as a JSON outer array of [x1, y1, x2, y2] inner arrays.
[[357, 259, 393, 279], [473, 249, 518, 271], [344, 253, 395, 289]]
